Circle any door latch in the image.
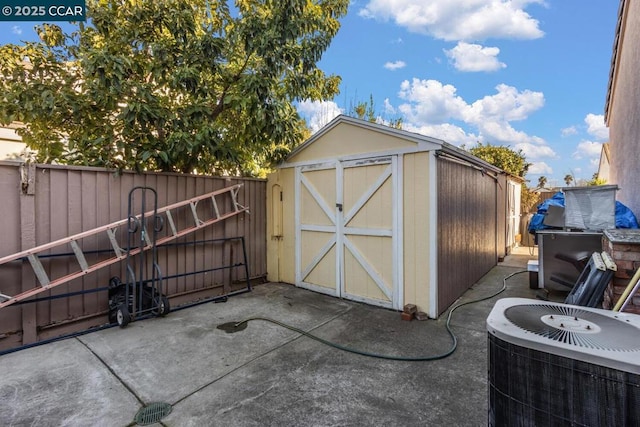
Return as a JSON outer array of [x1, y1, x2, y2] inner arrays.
[[336, 203, 343, 212]]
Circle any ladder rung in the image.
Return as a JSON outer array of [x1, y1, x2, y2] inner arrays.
[[141, 227, 152, 247], [107, 228, 124, 258], [27, 254, 50, 287], [165, 210, 178, 236], [70, 240, 89, 272], [230, 187, 248, 213], [211, 196, 220, 219], [231, 187, 240, 211], [190, 201, 203, 226]]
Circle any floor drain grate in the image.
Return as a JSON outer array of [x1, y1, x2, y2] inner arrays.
[[134, 402, 172, 425]]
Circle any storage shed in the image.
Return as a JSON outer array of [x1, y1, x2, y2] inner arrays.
[[267, 115, 518, 317]]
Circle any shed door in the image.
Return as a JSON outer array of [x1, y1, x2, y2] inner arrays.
[[295, 157, 399, 309]]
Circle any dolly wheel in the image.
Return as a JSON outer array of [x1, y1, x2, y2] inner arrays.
[[117, 305, 131, 328], [154, 296, 170, 316]]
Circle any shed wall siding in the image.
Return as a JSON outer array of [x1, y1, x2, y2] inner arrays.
[[402, 152, 431, 312], [266, 168, 296, 284], [288, 122, 416, 164], [496, 174, 507, 258], [437, 158, 498, 315]]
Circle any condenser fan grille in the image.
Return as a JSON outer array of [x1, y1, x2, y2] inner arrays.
[[504, 304, 640, 351]]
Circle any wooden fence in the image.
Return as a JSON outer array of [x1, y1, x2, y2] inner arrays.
[[0, 161, 266, 351]]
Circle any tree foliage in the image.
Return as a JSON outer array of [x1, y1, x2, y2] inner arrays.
[[586, 173, 607, 186], [468, 142, 530, 177], [537, 176, 548, 188], [348, 94, 402, 129], [467, 142, 542, 214], [564, 174, 574, 186], [0, 0, 348, 176]]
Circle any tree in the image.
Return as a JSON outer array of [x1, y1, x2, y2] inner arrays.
[[467, 143, 539, 213], [537, 176, 548, 189], [587, 173, 607, 186], [468, 142, 530, 177], [564, 174, 574, 186], [0, 0, 348, 176]]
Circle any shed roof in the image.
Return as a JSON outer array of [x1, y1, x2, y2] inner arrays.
[[284, 115, 504, 174]]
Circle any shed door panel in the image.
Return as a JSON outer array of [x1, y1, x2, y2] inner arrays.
[[342, 160, 394, 305], [298, 165, 338, 295], [296, 157, 398, 309]]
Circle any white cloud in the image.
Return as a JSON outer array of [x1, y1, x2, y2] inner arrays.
[[513, 141, 556, 160], [573, 140, 602, 159], [397, 78, 468, 123], [394, 78, 554, 159], [444, 42, 506, 72], [403, 122, 479, 146], [297, 100, 343, 133], [383, 98, 396, 115], [384, 60, 407, 70], [528, 162, 553, 174], [561, 126, 577, 137], [584, 113, 608, 140], [465, 84, 544, 123], [359, 0, 544, 42], [12, 26, 22, 35]]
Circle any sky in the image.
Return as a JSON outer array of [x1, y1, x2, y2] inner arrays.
[[297, 0, 620, 187], [0, 0, 620, 187]]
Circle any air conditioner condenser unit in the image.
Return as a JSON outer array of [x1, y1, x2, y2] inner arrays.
[[487, 298, 640, 426]]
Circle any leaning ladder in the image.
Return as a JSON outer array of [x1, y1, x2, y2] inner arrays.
[[0, 184, 248, 309]]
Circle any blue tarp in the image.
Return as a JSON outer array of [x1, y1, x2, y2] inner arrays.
[[527, 191, 639, 234]]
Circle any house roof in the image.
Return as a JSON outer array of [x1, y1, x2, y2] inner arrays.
[[605, 0, 628, 125], [601, 142, 611, 162], [285, 115, 504, 175], [0, 122, 25, 142]]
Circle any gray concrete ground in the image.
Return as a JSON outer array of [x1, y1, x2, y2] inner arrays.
[[0, 248, 538, 427]]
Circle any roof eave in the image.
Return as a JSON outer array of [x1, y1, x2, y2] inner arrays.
[[605, 0, 628, 125]]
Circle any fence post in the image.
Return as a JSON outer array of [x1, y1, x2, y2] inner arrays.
[[20, 162, 37, 344]]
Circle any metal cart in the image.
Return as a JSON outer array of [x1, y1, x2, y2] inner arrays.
[[108, 187, 170, 327]]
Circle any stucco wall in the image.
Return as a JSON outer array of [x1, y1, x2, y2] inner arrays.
[[0, 127, 26, 160], [608, 0, 640, 217]]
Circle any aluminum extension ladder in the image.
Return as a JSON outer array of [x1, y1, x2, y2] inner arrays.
[[564, 251, 617, 307], [0, 184, 248, 309]]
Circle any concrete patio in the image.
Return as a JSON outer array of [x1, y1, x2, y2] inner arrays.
[[0, 249, 538, 427]]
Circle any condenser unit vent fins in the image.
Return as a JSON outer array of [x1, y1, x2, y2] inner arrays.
[[504, 303, 640, 351], [487, 298, 640, 427]]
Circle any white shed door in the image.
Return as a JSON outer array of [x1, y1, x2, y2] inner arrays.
[[295, 157, 400, 309]]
